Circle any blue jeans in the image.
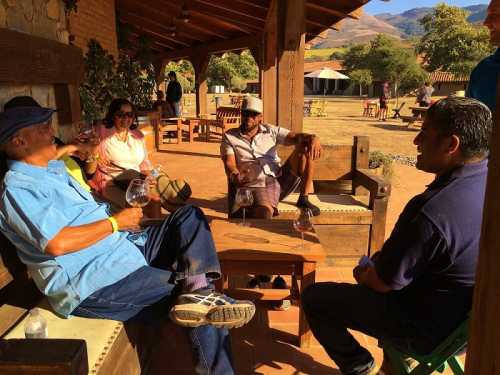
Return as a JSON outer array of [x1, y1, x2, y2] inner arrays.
[[72, 205, 234, 375]]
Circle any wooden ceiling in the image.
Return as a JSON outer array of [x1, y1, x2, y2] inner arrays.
[[115, 0, 370, 60]]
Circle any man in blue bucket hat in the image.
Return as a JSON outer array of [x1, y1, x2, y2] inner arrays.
[[0, 98, 255, 375]]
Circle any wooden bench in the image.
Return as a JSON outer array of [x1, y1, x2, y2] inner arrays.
[[201, 106, 241, 141], [227, 136, 391, 264], [401, 115, 422, 127], [0, 235, 154, 374], [210, 219, 326, 348]]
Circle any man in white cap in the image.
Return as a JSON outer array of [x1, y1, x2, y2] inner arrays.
[[221, 96, 322, 218], [467, 0, 500, 111], [0, 103, 255, 374]]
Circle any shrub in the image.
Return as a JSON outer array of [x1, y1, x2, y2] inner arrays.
[[369, 151, 394, 179]]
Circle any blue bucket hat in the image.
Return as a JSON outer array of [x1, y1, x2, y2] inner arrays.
[[0, 105, 55, 144]]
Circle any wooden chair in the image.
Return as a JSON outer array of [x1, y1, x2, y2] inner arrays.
[[311, 100, 327, 117], [201, 106, 241, 141], [227, 136, 391, 262], [279, 136, 390, 261], [380, 317, 468, 375], [303, 100, 313, 117], [392, 102, 406, 119], [156, 118, 183, 148]]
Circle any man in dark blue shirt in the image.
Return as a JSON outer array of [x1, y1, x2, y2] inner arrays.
[[302, 97, 492, 375], [467, 0, 500, 111]]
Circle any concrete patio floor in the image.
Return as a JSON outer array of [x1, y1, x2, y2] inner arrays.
[[147, 139, 460, 374]]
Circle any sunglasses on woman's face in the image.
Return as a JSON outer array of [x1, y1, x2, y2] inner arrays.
[[115, 111, 134, 119]]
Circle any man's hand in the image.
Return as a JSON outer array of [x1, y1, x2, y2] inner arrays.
[[308, 136, 322, 160], [353, 265, 370, 284], [113, 208, 144, 231]]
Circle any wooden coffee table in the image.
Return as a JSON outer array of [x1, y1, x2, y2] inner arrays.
[[210, 219, 326, 348]]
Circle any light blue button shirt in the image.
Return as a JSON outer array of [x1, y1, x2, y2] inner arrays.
[[0, 160, 148, 317]]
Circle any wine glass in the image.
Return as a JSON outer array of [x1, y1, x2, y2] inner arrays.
[[239, 161, 259, 185], [293, 208, 313, 250], [235, 188, 253, 227], [126, 179, 151, 208]]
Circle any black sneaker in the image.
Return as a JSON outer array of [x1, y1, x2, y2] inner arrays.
[[169, 291, 255, 329], [296, 195, 320, 216]]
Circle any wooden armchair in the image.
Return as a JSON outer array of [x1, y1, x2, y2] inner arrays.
[[227, 136, 391, 263], [201, 106, 241, 141]]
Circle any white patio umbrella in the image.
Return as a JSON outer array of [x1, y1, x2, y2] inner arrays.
[[304, 67, 350, 80]]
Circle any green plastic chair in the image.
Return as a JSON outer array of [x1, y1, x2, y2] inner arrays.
[[379, 317, 468, 375]]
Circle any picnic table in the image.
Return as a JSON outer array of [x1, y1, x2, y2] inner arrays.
[[211, 219, 325, 348], [157, 117, 200, 147], [409, 106, 428, 118]]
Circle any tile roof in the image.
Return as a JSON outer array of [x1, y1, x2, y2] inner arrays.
[[429, 71, 468, 83], [304, 60, 344, 73]]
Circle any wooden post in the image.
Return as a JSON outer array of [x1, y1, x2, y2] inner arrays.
[[192, 53, 210, 118], [277, 0, 305, 132], [465, 75, 500, 374], [262, 0, 278, 125]]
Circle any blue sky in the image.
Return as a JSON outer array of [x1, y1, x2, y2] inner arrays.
[[364, 0, 490, 15]]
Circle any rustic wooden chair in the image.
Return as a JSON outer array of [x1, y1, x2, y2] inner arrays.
[[303, 100, 313, 117], [392, 102, 406, 119], [202, 106, 241, 141], [311, 100, 327, 117], [226, 136, 391, 262]]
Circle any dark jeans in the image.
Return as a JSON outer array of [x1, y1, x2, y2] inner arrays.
[[302, 282, 446, 375], [72, 205, 234, 375]]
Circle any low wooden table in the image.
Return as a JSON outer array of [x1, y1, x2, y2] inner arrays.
[[210, 219, 326, 348]]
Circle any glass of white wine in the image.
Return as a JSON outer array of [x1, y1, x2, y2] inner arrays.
[[293, 208, 313, 250], [126, 179, 151, 208]]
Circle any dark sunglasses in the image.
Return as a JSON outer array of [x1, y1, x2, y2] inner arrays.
[[115, 111, 134, 119]]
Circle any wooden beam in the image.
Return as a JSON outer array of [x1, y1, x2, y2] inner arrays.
[[158, 35, 260, 61], [118, 0, 230, 40], [119, 12, 192, 47], [306, 19, 339, 31], [193, 0, 267, 23], [465, 74, 500, 374], [277, 0, 305, 132], [262, 0, 277, 125], [306, 0, 360, 20], [0, 28, 83, 84], [192, 52, 210, 117], [187, 1, 264, 32], [234, 0, 270, 9]]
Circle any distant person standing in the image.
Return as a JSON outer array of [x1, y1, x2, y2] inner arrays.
[[166, 71, 183, 117], [416, 82, 434, 107], [467, 0, 500, 112], [379, 82, 391, 121]]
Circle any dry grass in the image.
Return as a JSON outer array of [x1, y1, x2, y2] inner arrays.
[[182, 94, 421, 157]]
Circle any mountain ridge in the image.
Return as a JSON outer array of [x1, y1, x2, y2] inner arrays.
[[309, 4, 488, 49]]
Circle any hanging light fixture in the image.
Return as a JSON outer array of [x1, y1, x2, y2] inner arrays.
[[178, 1, 190, 23]]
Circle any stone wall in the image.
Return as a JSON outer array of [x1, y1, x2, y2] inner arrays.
[[0, 0, 70, 135], [68, 0, 119, 58]]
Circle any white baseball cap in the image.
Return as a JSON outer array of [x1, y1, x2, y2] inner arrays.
[[241, 96, 263, 114]]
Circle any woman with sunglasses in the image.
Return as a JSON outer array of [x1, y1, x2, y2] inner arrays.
[[90, 98, 155, 209]]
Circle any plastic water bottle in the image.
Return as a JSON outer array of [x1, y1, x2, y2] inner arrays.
[[24, 308, 48, 339]]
